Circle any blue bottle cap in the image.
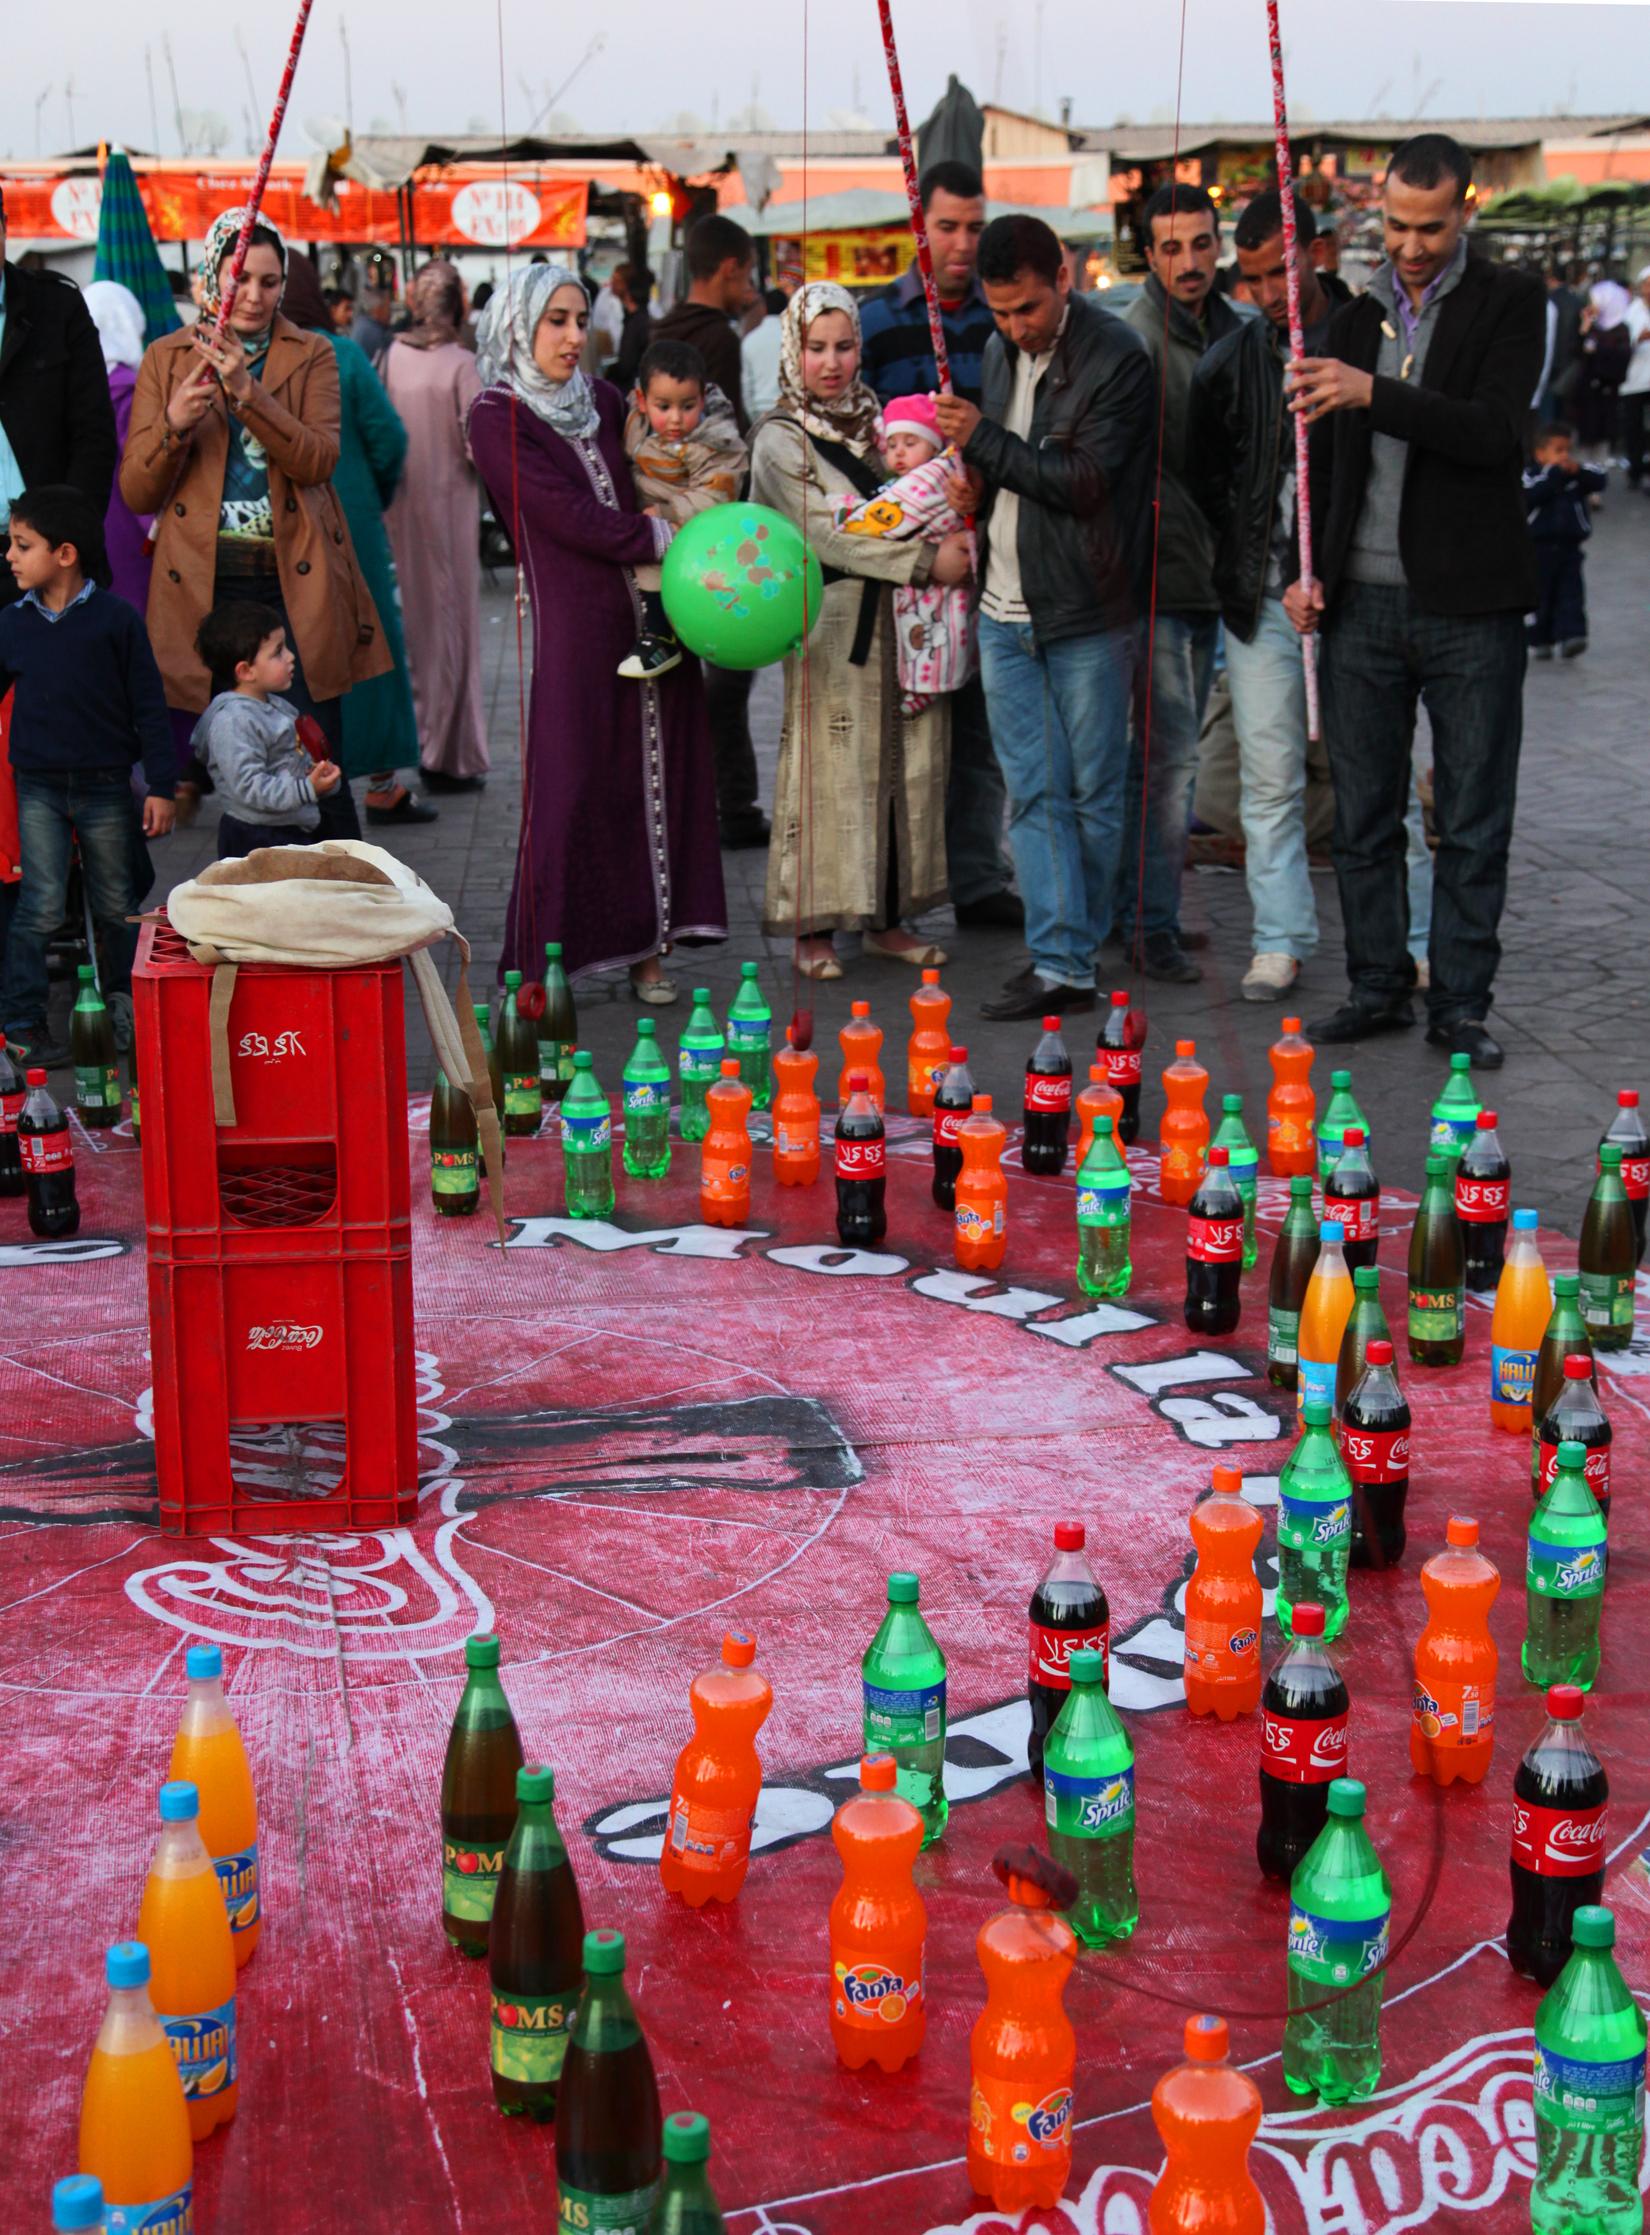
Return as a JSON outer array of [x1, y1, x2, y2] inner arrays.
[[106, 1940, 150, 1989], [158, 1780, 199, 1822], [1513, 1207, 1538, 1230], [53, 2176, 106, 2230], [1320, 1220, 1345, 1243], [185, 1642, 222, 1680]]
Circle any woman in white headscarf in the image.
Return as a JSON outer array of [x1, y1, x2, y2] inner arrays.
[[750, 283, 970, 979], [83, 280, 154, 612], [467, 264, 726, 997]]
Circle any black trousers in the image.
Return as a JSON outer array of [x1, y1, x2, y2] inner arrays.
[[1529, 545, 1587, 648]]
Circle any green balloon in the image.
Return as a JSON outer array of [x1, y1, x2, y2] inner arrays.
[[660, 503, 825, 670]]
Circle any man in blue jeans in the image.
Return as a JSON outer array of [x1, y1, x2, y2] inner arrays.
[[934, 216, 1153, 1020]]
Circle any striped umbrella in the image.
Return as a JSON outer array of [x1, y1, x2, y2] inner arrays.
[[93, 149, 181, 341]]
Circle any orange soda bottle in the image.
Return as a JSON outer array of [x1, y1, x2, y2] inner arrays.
[[659, 1631, 773, 1906], [1076, 1063, 1125, 1169], [136, 1782, 238, 2140], [1183, 1466, 1264, 1721], [168, 1640, 259, 1967], [906, 969, 951, 1116], [954, 1093, 1008, 1271], [838, 1000, 885, 1111], [828, 1754, 927, 2073], [1296, 1220, 1354, 1416], [1410, 1515, 1500, 1786], [700, 1059, 753, 1226], [771, 1029, 820, 1186], [1148, 2012, 1264, 2235], [968, 1848, 1078, 2213], [1267, 1017, 1316, 1179], [1489, 1207, 1551, 1433], [79, 1941, 193, 2233], [1160, 1040, 1210, 1207]]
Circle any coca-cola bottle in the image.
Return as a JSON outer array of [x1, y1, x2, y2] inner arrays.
[[1026, 1521, 1111, 1782], [1455, 1110, 1511, 1293], [0, 1032, 24, 1197], [1507, 1685, 1608, 1987], [1183, 1146, 1244, 1337], [1536, 1355, 1612, 1519], [1022, 1016, 1072, 1175], [1600, 1087, 1648, 1265], [1324, 1128, 1381, 1275], [1341, 1339, 1411, 1571], [1257, 1601, 1350, 1883], [18, 1067, 79, 1239], [931, 1045, 974, 1212], [835, 1073, 886, 1245], [1097, 990, 1147, 1146]]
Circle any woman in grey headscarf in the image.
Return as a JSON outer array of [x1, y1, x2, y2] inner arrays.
[[468, 265, 725, 998]]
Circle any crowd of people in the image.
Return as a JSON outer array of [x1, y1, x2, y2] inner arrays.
[[0, 135, 1642, 1070]]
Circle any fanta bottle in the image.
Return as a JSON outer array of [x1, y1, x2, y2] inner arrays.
[[1490, 1208, 1551, 1433], [771, 1030, 820, 1186], [700, 1059, 753, 1227], [1148, 2013, 1265, 2235], [838, 1001, 885, 1111], [955, 1094, 1007, 1272], [1160, 1040, 1209, 1207], [1267, 1018, 1316, 1178], [79, 1943, 193, 2235], [136, 1782, 238, 2139], [1296, 1221, 1354, 1416], [828, 1755, 927, 2073], [906, 970, 951, 1116], [659, 1631, 773, 1907], [1184, 1467, 1264, 1721], [968, 1850, 1078, 2213], [1411, 1516, 1500, 1786], [1075, 1064, 1125, 1168], [168, 1641, 259, 1967]]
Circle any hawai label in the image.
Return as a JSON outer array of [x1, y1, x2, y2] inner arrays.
[[432, 1147, 479, 1196], [1579, 1269, 1635, 1334], [1279, 1487, 1351, 1549], [103, 2184, 194, 2235], [1028, 1620, 1110, 1691], [214, 1843, 259, 1937], [1262, 1708, 1350, 1784], [1287, 1900, 1391, 1987], [75, 1062, 121, 1109], [1187, 1215, 1244, 1263], [1491, 1345, 1538, 1407], [1533, 2042, 1646, 2136], [1456, 1173, 1510, 1224], [833, 1950, 923, 2028], [1296, 1354, 1337, 1413], [1413, 1675, 1492, 1748], [490, 1988, 573, 2086], [18, 1129, 71, 1175], [970, 2070, 1074, 2169], [1101, 1047, 1141, 1087], [1527, 1533, 1606, 1599], [667, 1793, 753, 1871], [1409, 1285, 1464, 1343], [836, 1137, 886, 1179], [1538, 1440, 1610, 1503], [444, 1837, 507, 1922], [160, 1995, 236, 2100], [1268, 1305, 1300, 1368], [1044, 1762, 1134, 1841], [1025, 1073, 1072, 1113], [561, 1112, 611, 1153], [554, 2179, 660, 2232], [1340, 1425, 1409, 1484], [863, 1678, 945, 1750], [1325, 1189, 1380, 1244], [1511, 1797, 1608, 1877]]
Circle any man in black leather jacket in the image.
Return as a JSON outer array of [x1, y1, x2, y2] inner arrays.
[[934, 214, 1153, 1020]]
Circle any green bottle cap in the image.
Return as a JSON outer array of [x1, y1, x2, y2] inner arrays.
[[692, 987, 710, 1004], [78, 963, 95, 983], [1222, 1092, 1243, 1112], [636, 1019, 657, 1040], [473, 1003, 489, 1022], [1556, 1439, 1588, 1470], [662, 2111, 711, 2165], [1572, 1905, 1615, 1949], [545, 940, 563, 957], [517, 1764, 554, 1804], [1425, 1156, 1449, 1176], [1353, 1265, 1379, 1290], [505, 969, 522, 989], [1554, 1274, 1580, 1297], [573, 1050, 593, 1071], [464, 1633, 501, 1668], [1289, 1174, 1313, 1198], [1601, 1143, 1622, 1168], [741, 961, 759, 980], [583, 1927, 626, 1975], [887, 1571, 919, 1605], [1094, 1115, 1114, 1136], [1450, 1052, 1472, 1073], [1302, 1400, 1333, 1427], [1067, 1649, 1104, 1686], [1326, 1777, 1366, 1818], [1331, 1069, 1351, 1088]]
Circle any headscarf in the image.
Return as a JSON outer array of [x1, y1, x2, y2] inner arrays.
[[474, 264, 599, 441], [197, 205, 288, 345], [776, 282, 883, 459], [277, 253, 331, 336], [403, 259, 465, 349], [1590, 279, 1631, 333], [82, 280, 146, 371]]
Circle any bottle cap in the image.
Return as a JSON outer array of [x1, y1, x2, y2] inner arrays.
[[517, 1765, 554, 1804], [1090, 1063, 1106, 1082], [950, 1045, 968, 1062], [1176, 1039, 1195, 1059], [1211, 1464, 1242, 1494], [663, 2110, 712, 2165], [158, 1780, 199, 1822], [1620, 1090, 1640, 1108], [848, 1071, 868, 1090], [887, 1571, 920, 1604], [1477, 1109, 1497, 1129], [465, 1633, 501, 1668], [1600, 1143, 1622, 1168], [1563, 1354, 1593, 1380], [1571, 1905, 1615, 1950], [636, 1018, 656, 1039], [1184, 2013, 1229, 2063], [185, 1642, 223, 1680], [973, 1093, 993, 1113], [1344, 1126, 1365, 1146], [1449, 1051, 1472, 1072], [1292, 1602, 1325, 1637], [1331, 1068, 1351, 1087], [78, 962, 96, 982], [1209, 1146, 1229, 1166], [582, 1928, 626, 1975], [722, 1630, 756, 1667], [573, 1050, 593, 1072], [1366, 1339, 1394, 1366], [1320, 1220, 1344, 1243], [1547, 1685, 1585, 1721], [1353, 1265, 1379, 1290], [1326, 1778, 1366, 1819], [106, 1940, 149, 1989], [1042, 1015, 1060, 1032], [504, 968, 522, 989], [860, 1754, 898, 1790], [1425, 1155, 1449, 1176], [53, 2175, 106, 2231], [1556, 1439, 1588, 1470], [1067, 1649, 1104, 1685], [1289, 1174, 1313, 1197], [1053, 1521, 1086, 1550], [1445, 1515, 1479, 1547], [692, 986, 709, 1004], [721, 1058, 740, 1077], [741, 961, 758, 979], [545, 941, 563, 958], [1281, 1015, 1302, 1032], [921, 968, 940, 986], [1110, 990, 1129, 1008], [1513, 1208, 1538, 1231], [1095, 1115, 1114, 1136], [26, 1066, 45, 1087], [473, 1004, 488, 1021], [851, 1000, 869, 1018], [1302, 1400, 1332, 1427], [1223, 1092, 1243, 1112], [1554, 1274, 1580, 1297]]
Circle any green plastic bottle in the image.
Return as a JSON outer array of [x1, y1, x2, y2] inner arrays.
[[1075, 1113, 1132, 1296], [1283, 1778, 1391, 2104], [677, 989, 724, 1145], [1335, 1264, 1391, 1418], [1276, 1401, 1353, 1641], [726, 962, 772, 1110], [538, 941, 578, 1103], [561, 1051, 615, 1219], [1532, 1905, 1647, 2235], [71, 965, 121, 1127], [1214, 1092, 1260, 1269], [648, 2112, 726, 2235], [1043, 1649, 1137, 1948], [1407, 1155, 1465, 1369], [861, 1572, 948, 1849], [1525, 1441, 1608, 1693], [1580, 1145, 1637, 1353], [1316, 1069, 1369, 1183], [1428, 1050, 1480, 1163], [555, 1929, 662, 2235], [1268, 1174, 1320, 1393], [439, 1633, 524, 1957], [489, 1764, 586, 2121], [498, 970, 545, 1139], [1532, 1276, 1595, 1488], [622, 1020, 673, 1179]]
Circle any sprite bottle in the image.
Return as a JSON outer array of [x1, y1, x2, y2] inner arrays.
[[1532, 1905, 1646, 2235], [1075, 1113, 1132, 1296], [430, 1067, 480, 1216], [1268, 1174, 1320, 1394], [622, 1020, 672, 1179], [1407, 1154, 1465, 1368], [71, 965, 121, 1127], [1525, 1441, 1608, 1693], [726, 962, 772, 1110], [649, 2112, 726, 2235], [1213, 1092, 1260, 1269], [677, 988, 724, 1144], [1580, 1145, 1637, 1353], [1284, 1778, 1391, 2104], [1043, 1649, 1137, 1947], [538, 940, 578, 1102], [1316, 1069, 1369, 1182], [562, 1050, 615, 1219], [473, 1002, 504, 1119], [862, 1572, 948, 1849], [556, 1929, 662, 2234], [498, 970, 544, 1138], [1276, 1400, 1353, 1641], [1429, 1051, 1480, 1164], [440, 1634, 524, 1957], [489, 1764, 586, 2120]]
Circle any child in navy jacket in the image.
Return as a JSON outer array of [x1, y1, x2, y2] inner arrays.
[[1523, 423, 1607, 658]]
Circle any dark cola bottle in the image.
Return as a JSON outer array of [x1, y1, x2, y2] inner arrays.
[[1341, 1339, 1412, 1570], [1257, 1601, 1350, 1882], [835, 1073, 887, 1245], [931, 1044, 974, 1212], [1508, 1685, 1608, 1987], [1098, 990, 1147, 1146], [1184, 1146, 1244, 1337], [18, 1067, 79, 1239], [1536, 1355, 1612, 1519], [1023, 1015, 1073, 1175], [1456, 1109, 1511, 1293], [1026, 1521, 1111, 1782], [0, 1032, 24, 1198], [1600, 1088, 1648, 1265], [1324, 1127, 1380, 1275]]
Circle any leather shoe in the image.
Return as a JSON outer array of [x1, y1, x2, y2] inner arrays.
[[980, 969, 1096, 1022], [1308, 997, 1414, 1043], [1427, 1015, 1505, 1069], [365, 785, 438, 825], [1143, 933, 1201, 985], [954, 890, 1025, 930]]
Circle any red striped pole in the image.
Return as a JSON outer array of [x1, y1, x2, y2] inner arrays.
[[1265, 0, 1321, 740], [213, 0, 318, 335], [874, 0, 953, 396]]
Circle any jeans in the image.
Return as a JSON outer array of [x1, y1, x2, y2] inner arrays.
[[703, 661, 763, 836], [1222, 597, 1319, 960], [977, 613, 1137, 988], [1320, 580, 1526, 1023], [1405, 772, 1432, 963], [1529, 544, 1587, 648], [3, 768, 144, 1032], [209, 574, 362, 843], [1112, 612, 1218, 944], [944, 671, 1014, 906]]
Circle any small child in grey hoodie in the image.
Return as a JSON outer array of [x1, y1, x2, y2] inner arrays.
[[191, 602, 342, 859]]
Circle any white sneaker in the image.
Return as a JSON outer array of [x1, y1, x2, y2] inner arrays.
[[1242, 951, 1300, 1002]]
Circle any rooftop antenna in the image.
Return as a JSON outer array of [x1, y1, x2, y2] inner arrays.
[[145, 47, 162, 154], [163, 32, 189, 156], [64, 75, 77, 149], [33, 84, 52, 159], [339, 16, 355, 139]]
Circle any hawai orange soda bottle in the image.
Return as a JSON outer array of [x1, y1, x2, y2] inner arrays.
[[906, 969, 951, 1116], [1410, 1515, 1500, 1786], [954, 1094, 1008, 1271], [968, 1847, 1078, 2213], [1266, 1018, 1316, 1179], [1490, 1207, 1551, 1433], [168, 1641, 259, 1967], [1148, 2012, 1265, 2234], [771, 1029, 820, 1186], [659, 1631, 773, 1906], [1183, 1466, 1264, 1721], [1076, 1064, 1125, 1169], [829, 1754, 926, 2073], [1160, 1040, 1210, 1207], [135, 1781, 239, 2140], [838, 1001, 885, 1111], [79, 1941, 193, 2235], [700, 1059, 753, 1226]]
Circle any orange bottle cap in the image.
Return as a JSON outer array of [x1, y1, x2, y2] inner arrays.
[[972, 1093, 992, 1112], [921, 968, 939, 985], [1446, 1515, 1479, 1547], [1184, 2012, 1229, 2062], [851, 1000, 870, 1018], [1176, 1039, 1195, 1058], [720, 1058, 740, 1076], [860, 1754, 897, 1790], [1089, 1063, 1105, 1082], [1282, 1016, 1302, 1032], [1211, 1464, 1242, 1494], [722, 1631, 756, 1667]]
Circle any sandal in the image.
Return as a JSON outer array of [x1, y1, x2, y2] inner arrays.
[[795, 941, 843, 981], [863, 933, 949, 967], [630, 969, 678, 1006]]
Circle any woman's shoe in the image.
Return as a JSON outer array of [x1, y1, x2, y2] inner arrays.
[[863, 932, 948, 967], [630, 967, 679, 1006], [421, 769, 487, 794], [618, 635, 684, 682], [795, 940, 843, 981]]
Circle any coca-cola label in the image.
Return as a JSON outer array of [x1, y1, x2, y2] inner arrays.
[[1340, 1424, 1410, 1484], [1511, 1796, 1608, 1878], [1187, 1214, 1244, 1263], [1455, 1173, 1510, 1224], [1025, 1074, 1071, 1114], [1538, 1440, 1611, 1503], [934, 1106, 964, 1149], [1325, 1187, 1380, 1241], [0, 1088, 23, 1134], [1028, 1620, 1111, 1691], [1102, 1048, 1141, 1087], [19, 1128, 72, 1175], [1612, 1150, 1650, 1201], [1262, 1707, 1350, 1784], [836, 1137, 886, 1179]]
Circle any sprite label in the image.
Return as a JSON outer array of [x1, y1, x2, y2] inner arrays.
[[1279, 1487, 1352, 1548], [624, 1082, 666, 1113], [75, 1062, 121, 1108], [562, 1112, 611, 1153], [490, 1989, 572, 2085], [1287, 1901, 1390, 1987], [727, 1017, 768, 1050], [1534, 2043, 1646, 2135], [555, 2182, 659, 2232], [1409, 1286, 1464, 1343], [1528, 1533, 1606, 1599], [1076, 1177, 1129, 1225], [1268, 1305, 1300, 1366], [680, 1047, 721, 1080], [863, 1678, 945, 1749], [1043, 1763, 1134, 1841], [1578, 1270, 1635, 1333], [1430, 1112, 1476, 1156]]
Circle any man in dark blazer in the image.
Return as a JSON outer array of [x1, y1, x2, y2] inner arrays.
[[1284, 134, 1544, 1070]]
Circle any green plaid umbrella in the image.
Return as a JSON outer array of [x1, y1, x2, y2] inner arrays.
[[93, 149, 181, 341]]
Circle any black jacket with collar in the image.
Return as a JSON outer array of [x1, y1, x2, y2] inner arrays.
[[1307, 253, 1545, 617], [0, 260, 117, 511], [1188, 312, 1293, 643], [963, 290, 1155, 643]]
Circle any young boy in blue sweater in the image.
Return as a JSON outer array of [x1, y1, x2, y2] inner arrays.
[[0, 486, 175, 1064]]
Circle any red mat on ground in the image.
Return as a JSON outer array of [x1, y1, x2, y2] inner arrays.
[[4, 1105, 1649, 2232]]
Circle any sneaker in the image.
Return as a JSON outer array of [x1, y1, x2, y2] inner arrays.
[[618, 634, 683, 681], [1241, 951, 1300, 1002], [12, 1028, 71, 1068], [108, 991, 134, 1054], [1561, 638, 1588, 660], [1143, 933, 1201, 985]]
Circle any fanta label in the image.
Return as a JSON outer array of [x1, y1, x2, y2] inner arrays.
[[104, 2185, 194, 2235], [18, 1128, 72, 1174], [1296, 1354, 1337, 1413], [1456, 1173, 1510, 1223], [1102, 1047, 1141, 1086], [1537, 1440, 1610, 1505], [1340, 1425, 1409, 1484], [1579, 1269, 1635, 1333], [1408, 1285, 1464, 1344], [836, 1137, 886, 1178], [491, 1987, 573, 2085], [1187, 1214, 1244, 1263], [443, 1837, 506, 1923], [1287, 1900, 1390, 1987], [1043, 1763, 1134, 1841], [1268, 1305, 1300, 1367], [1491, 1344, 1538, 1407], [955, 1199, 1004, 1240], [1183, 1613, 1258, 1675], [833, 1953, 923, 2027], [1527, 1533, 1606, 1599], [863, 1678, 944, 1750], [554, 2179, 659, 2231], [1028, 1620, 1110, 1691], [775, 1127, 816, 1157], [160, 1995, 236, 2100], [1412, 1676, 1492, 1748], [1512, 1797, 1608, 1878], [666, 1794, 753, 1869], [1325, 1187, 1380, 1242], [1262, 1708, 1349, 1784], [214, 1842, 259, 1938], [1534, 2042, 1646, 2137], [970, 2071, 1074, 2169], [1612, 1151, 1650, 1201], [1025, 1073, 1072, 1113]]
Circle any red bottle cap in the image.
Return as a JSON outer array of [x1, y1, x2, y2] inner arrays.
[[1476, 1110, 1497, 1129], [1344, 1127, 1365, 1145], [1053, 1521, 1085, 1550], [1366, 1339, 1394, 1366], [1042, 1015, 1060, 1032], [860, 1754, 897, 1790], [1546, 1686, 1584, 1721], [722, 1631, 756, 1667], [972, 1093, 992, 1113], [1110, 990, 1129, 1008], [1175, 1039, 1195, 1059], [1211, 1463, 1242, 1494], [1209, 1146, 1229, 1165], [1292, 1603, 1326, 1637], [1564, 1354, 1593, 1380], [848, 1071, 868, 1090], [1281, 1015, 1302, 1032], [1446, 1515, 1479, 1547], [1184, 2013, 1229, 2063], [950, 1044, 968, 1062], [1620, 1090, 1640, 1108], [720, 1058, 740, 1077], [25, 1067, 46, 1087], [851, 1000, 870, 1019]]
